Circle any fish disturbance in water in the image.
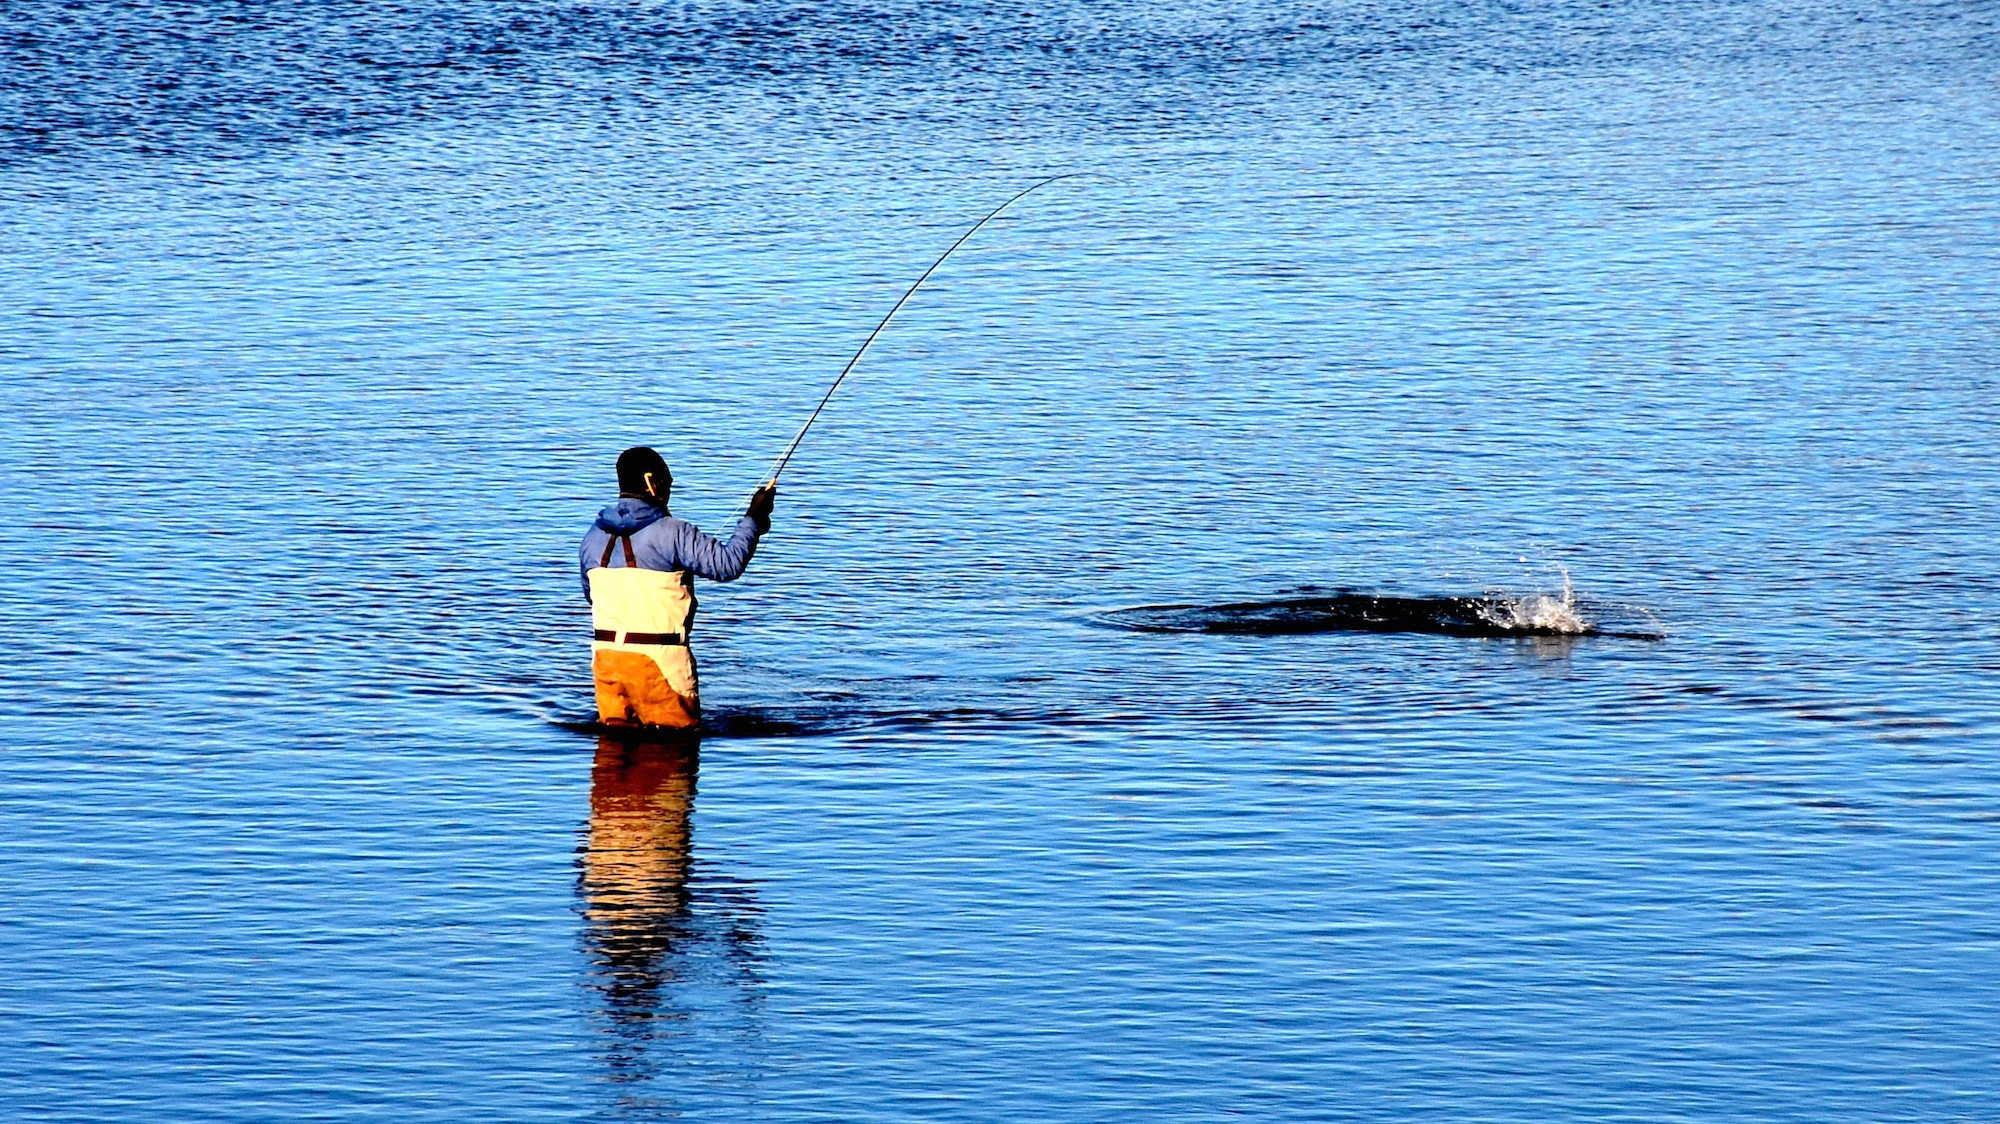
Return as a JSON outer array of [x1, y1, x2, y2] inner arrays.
[[1097, 589, 1663, 640]]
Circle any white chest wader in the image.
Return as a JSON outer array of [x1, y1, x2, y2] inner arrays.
[[588, 533, 701, 729]]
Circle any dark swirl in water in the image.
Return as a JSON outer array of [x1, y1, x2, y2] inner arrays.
[[1097, 590, 1664, 640]]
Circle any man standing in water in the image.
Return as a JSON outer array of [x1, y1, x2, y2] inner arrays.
[[581, 446, 776, 730]]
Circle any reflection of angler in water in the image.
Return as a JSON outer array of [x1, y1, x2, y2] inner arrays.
[[578, 733, 763, 1089]]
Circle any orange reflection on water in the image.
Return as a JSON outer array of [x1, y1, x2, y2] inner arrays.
[[583, 732, 698, 931], [578, 732, 761, 1091]]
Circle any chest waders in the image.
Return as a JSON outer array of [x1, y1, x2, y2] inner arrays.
[[588, 533, 701, 729]]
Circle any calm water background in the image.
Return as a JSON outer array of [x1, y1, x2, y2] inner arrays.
[[4, 1, 1999, 1119]]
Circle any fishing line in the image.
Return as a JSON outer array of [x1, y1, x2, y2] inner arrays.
[[762, 172, 1102, 487]]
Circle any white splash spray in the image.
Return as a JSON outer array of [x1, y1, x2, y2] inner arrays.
[[1477, 564, 1591, 635]]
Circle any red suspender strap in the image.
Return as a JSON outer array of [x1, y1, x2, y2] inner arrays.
[[598, 534, 639, 568]]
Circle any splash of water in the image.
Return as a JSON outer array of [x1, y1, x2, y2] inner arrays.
[[1476, 566, 1591, 635]]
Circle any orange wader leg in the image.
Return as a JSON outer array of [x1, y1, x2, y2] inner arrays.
[[593, 649, 700, 730], [593, 651, 640, 725]]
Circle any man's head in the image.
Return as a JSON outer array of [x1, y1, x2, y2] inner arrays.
[[616, 446, 672, 505]]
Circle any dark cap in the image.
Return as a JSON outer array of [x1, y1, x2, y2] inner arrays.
[[616, 446, 672, 500]]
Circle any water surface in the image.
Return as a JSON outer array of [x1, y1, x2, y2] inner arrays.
[[4, 1, 1999, 1119]]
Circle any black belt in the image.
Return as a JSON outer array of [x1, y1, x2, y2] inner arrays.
[[594, 629, 686, 646]]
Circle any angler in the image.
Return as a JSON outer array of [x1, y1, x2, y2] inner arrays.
[[580, 446, 777, 730], [575, 176, 1089, 729]]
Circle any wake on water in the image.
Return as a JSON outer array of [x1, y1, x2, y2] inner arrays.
[[554, 574, 1660, 740], [1097, 571, 1663, 640]]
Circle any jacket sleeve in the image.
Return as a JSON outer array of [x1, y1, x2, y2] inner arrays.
[[646, 517, 763, 582], [579, 530, 602, 602]]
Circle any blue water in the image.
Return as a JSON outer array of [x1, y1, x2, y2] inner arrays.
[[4, 1, 1999, 1119]]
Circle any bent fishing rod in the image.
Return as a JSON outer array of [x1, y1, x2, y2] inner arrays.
[[761, 173, 1100, 489]]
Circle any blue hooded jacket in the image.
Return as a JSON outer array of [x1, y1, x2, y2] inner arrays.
[[579, 497, 762, 600]]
